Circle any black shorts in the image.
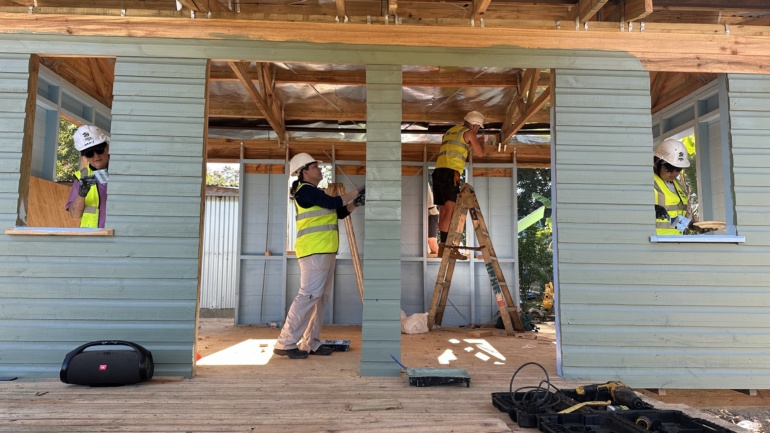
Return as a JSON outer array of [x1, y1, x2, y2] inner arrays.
[[431, 168, 460, 205]]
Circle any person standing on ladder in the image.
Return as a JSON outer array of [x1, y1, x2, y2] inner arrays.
[[273, 153, 365, 359], [431, 111, 486, 259]]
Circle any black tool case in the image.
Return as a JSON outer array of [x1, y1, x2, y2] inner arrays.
[[60, 340, 154, 386]]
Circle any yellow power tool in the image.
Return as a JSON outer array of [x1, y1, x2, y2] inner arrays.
[[575, 381, 645, 409]]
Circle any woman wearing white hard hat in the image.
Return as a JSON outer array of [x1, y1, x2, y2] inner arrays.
[[65, 125, 110, 228], [273, 153, 364, 359], [653, 139, 691, 235], [431, 111, 486, 259]]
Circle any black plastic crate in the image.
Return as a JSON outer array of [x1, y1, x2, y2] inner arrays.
[[611, 410, 733, 433], [538, 412, 649, 433], [491, 390, 589, 428]]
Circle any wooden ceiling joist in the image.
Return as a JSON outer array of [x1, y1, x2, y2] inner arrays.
[[464, 0, 493, 20], [566, 0, 609, 24], [228, 61, 287, 142], [624, 0, 653, 22], [210, 65, 527, 88], [501, 68, 550, 145], [335, 0, 346, 20]]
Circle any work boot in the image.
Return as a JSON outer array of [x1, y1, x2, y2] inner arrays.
[[309, 345, 333, 356], [273, 348, 309, 359]]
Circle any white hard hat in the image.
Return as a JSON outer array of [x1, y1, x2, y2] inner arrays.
[[464, 111, 485, 127], [289, 152, 322, 176], [654, 139, 690, 168], [73, 125, 110, 152]]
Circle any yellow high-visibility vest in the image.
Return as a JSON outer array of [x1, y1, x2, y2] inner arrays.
[[294, 183, 339, 258], [654, 174, 689, 235], [436, 125, 470, 172], [74, 167, 100, 229]]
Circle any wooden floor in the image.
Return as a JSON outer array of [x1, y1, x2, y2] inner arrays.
[[0, 319, 742, 432]]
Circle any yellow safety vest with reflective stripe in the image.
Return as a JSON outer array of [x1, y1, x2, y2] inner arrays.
[[436, 125, 470, 172], [654, 174, 689, 235], [294, 183, 339, 258], [74, 167, 99, 229]]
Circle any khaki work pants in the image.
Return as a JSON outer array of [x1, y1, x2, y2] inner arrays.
[[275, 253, 336, 352]]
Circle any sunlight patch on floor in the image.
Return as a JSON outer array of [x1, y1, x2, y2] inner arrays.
[[438, 349, 458, 364], [439, 338, 507, 366], [197, 339, 277, 366]]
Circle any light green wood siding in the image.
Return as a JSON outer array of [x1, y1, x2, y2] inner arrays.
[[555, 69, 770, 389], [361, 65, 402, 377], [0, 57, 206, 378]]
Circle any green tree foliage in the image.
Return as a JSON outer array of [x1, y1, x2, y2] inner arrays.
[[681, 134, 699, 219], [517, 169, 553, 304], [206, 165, 240, 187], [56, 119, 80, 182]]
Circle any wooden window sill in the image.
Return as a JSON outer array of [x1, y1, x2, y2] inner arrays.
[[5, 227, 114, 236]]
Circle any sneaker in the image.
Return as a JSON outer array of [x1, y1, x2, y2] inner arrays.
[[309, 345, 333, 356], [273, 348, 309, 359]]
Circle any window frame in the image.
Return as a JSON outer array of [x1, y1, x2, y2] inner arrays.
[[649, 76, 744, 244], [10, 63, 113, 235]]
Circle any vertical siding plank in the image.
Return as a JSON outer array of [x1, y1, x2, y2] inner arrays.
[[361, 64, 402, 377]]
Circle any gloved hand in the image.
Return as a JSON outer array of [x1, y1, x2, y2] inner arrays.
[[654, 205, 669, 220], [354, 190, 366, 207], [78, 175, 97, 198]]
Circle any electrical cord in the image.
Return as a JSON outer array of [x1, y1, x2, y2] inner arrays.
[[508, 362, 563, 414]]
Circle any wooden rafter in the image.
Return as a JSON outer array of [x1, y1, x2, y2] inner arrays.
[[228, 61, 287, 142], [464, 0, 493, 20], [87, 58, 110, 104], [566, 0, 609, 24], [501, 68, 550, 145], [335, 0, 346, 20], [625, 0, 653, 22]]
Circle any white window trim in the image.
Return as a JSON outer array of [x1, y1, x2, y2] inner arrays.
[[650, 76, 741, 244]]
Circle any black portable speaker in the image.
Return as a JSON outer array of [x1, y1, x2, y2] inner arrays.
[[60, 340, 154, 386]]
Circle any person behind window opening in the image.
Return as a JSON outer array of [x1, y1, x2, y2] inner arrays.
[[653, 138, 695, 235], [427, 183, 439, 255], [273, 153, 365, 359], [65, 125, 110, 228], [431, 111, 485, 259]]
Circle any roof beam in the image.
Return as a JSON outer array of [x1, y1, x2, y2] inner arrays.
[[501, 69, 550, 145], [566, 0, 609, 24], [2, 13, 770, 74], [464, 0, 493, 20], [335, 0, 346, 21], [654, 0, 770, 10], [228, 61, 287, 142], [210, 65, 528, 87], [624, 0, 653, 22]]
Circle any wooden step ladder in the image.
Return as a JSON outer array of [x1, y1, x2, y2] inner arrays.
[[327, 183, 364, 303], [427, 183, 525, 335]]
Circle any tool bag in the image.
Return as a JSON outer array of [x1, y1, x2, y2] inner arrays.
[[60, 340, 154, 386]]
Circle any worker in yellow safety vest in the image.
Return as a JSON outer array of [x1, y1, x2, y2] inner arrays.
[[65, 125, 110, 228], [273, 153, 365, 359], [653, 139, 691, 235], [431, 111, 486, 259]]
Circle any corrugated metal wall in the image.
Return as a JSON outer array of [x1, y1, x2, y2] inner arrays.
[[201, 194, 238, 309]]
